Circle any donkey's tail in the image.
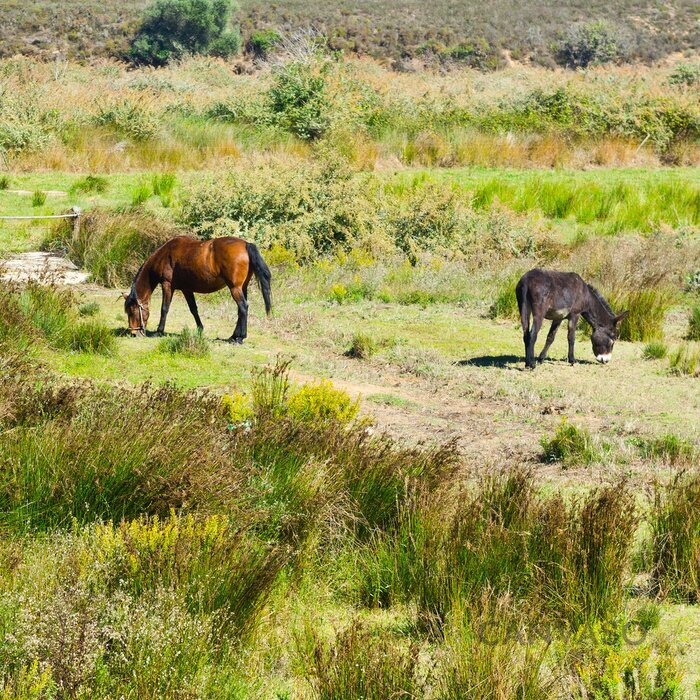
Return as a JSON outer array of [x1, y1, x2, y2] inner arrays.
[[246, 242, 272, 316], [515, 275, 529, 332]]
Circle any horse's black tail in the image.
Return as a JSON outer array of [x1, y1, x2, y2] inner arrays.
[[246, 242, 272, 316]]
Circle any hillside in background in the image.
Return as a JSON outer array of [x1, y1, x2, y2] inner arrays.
[[1, 0, 698, 65]]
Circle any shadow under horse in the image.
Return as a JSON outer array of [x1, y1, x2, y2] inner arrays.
[[516, 268, 628, 369], [123, 236, 272, 343]]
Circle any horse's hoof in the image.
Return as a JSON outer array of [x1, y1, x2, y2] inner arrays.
[[228, 337, 243, 345]]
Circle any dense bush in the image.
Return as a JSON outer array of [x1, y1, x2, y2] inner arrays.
[[130, 0, 241, 66], [555, 21, 619, 68], [181, 161, 380, 258], [267, 61, 331, 140], [247, 28, 282, 58]]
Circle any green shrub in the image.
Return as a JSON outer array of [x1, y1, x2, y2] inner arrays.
[[78, 301, 100, 317], [181, 161, 378, 259], [0, 175, 9, 190], [555, 21, 618, 69], [288, 379, 359, 425], [158, 327, 210, 357], [346, 332, 376, 360], [642, 340, 667, 360], [669, 343, 700, 377], [650, 471, 700, 601], [267, 61, 330, 140], [130, 0, 241, 66], [31, 190, 46, 207], [540, 417, 597, 466], [69, 174, 108, 195], [208, 29, 242, 58], [686, 306, 700, 341], [247, 29, 282, 59], [669, 63, 700, 88]]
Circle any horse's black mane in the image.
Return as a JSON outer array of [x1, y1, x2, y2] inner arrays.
[[125, 263, 144, 306], [586, 284, 614, 318]]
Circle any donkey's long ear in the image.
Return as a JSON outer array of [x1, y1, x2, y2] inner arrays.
[[614, 310, 629, 325]]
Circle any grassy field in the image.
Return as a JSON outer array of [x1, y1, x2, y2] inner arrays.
[[1, 47, 700, 697]]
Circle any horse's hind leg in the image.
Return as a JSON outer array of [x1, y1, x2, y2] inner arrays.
[[538, 320, 562, 363], [228, 286, 248, 344], [183, 290, 203, 332]]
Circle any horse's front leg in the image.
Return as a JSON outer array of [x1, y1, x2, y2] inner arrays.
[[156, 282, 173, 336], [567, 314, 579, 364]]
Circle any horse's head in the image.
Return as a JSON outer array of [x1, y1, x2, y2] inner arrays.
[[591, 311, 628, 363], [122, 292, 149, 336]]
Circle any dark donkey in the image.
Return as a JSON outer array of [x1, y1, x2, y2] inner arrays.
[[516, 269, 628, 369], [123, 236, 272, 342]]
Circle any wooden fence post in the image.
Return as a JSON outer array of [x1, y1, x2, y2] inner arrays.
[[71, 206, 81, 242]]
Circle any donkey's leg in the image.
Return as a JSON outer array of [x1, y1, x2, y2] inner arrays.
[[518, 289, 531, 368], [526, 310, 543, 369], [538, 320, 562, 363], [183, 290, 204, 332], [228, 286, 249, 344], [156, 283, 173, 335], [567, 314, 579, 365]]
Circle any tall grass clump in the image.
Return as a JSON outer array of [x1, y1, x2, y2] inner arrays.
[[2, 282, 114, 355], [633, 433, 695, 466], [158, 327, 209, 357], [488, 270, 522, 320], [649, 471, 700, 602], [301, 621, 419, 700], [46, 208, 181, 286], [152, 171, 176, 207], [69, 174, 108, 195], [669, 343, 700, 377], [346, 332, 377, 359], [642, 340, 667, 360], [0, 382, 228, 530], [31, 190, 46, 207], [607, 286, 675, 342], [686, 306, 700, 341], [540, 417, 597, 466]]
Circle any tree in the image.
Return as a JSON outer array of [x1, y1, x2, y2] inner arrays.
[[130, 0, 241, 66]]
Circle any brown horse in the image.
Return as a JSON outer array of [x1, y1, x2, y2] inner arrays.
[[123, 236, 272, 342]]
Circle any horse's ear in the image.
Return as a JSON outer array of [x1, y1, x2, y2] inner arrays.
[[614, 310, 629, 325]]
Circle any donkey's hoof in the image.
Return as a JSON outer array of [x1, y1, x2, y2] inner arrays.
[[228, 337, 244, 345]]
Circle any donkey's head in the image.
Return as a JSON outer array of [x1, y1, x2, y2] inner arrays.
[[122, 291, 149, 336], [591, 311, 628, 363]]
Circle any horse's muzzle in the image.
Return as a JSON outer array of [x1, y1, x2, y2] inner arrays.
[[596, 354, 612, 364]]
